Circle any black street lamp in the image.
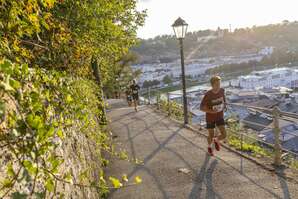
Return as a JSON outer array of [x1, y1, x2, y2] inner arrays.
[[172, 17, 188, 125]]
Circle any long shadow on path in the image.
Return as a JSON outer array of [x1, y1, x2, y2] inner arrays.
[[108, 124, 183, 198], [188, 154, 222, 199], [177, 132, 286, 199], [277, 167, 292, 199]]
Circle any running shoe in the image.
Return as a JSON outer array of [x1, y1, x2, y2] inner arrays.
[[208, 147, 214, 156], [214, 138, 221, 151]]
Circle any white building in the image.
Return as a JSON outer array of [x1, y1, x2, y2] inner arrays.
[[238, 67, 298, 89], [258, 47, 274, 56], [169, 62, 212, 78]]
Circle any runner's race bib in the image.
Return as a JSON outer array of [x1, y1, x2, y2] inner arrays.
[[212, 104, 224, 112]]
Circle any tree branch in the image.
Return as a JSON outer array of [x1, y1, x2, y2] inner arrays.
[[20, 40, 49, 50]]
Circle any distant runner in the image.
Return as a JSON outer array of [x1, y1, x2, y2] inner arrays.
[[125, 87, 132, 107], [130, 80, 140, 112], [200, 76, 227, 156]]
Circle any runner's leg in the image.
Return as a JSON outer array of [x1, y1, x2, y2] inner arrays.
[[207, 128, 215, 155], [217, 125, 227, 141], [133, 97, 137, 111], [135, 95, 139, 111], [207, 128, 215, 145], [135, 100, 138, 111]]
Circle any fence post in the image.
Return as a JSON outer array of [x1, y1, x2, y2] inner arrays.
[[240, 129, 244, 173], [187, 96, 190, 124], [157, 92, 160, 110], [148, 87, 151, 105], [167, 92, 171, 116], [272, 106, 282, 166], [199, 118, 202, 130], [146, 87, 149, 105]]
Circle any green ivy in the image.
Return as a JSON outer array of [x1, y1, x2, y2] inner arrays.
[[0, 59, 141, 198]]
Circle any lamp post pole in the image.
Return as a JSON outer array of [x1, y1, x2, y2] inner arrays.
[[179, 38, 188, 125], [172, 17, 189, 125]]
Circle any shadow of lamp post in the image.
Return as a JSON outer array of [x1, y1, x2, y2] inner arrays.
[[172, 17, 189, 125]]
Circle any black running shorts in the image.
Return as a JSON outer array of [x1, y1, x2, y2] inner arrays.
[[206, 118, 225, 129]]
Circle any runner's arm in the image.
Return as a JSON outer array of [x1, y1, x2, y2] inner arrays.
[[223, 88, 227, 112], [200, 105, 217, 114]]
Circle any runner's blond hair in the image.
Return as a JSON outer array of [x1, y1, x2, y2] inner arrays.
[[210, 76, 221, 85]]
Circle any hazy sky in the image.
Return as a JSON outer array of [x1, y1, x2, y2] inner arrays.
[[137, 0, 298, 39]]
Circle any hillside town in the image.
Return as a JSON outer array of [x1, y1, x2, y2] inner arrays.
[[133, 47, 274, 87]]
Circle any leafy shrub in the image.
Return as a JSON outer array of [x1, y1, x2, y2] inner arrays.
[[158, 99, 191, 123]]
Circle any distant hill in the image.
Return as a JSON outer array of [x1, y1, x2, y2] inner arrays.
[[132, 20, 298, 64]]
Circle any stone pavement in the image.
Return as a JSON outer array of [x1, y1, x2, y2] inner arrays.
[[105, 99, 298, 199]]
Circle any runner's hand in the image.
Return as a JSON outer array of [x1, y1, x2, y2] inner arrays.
[[207, 109, 218, 114], [224, 103, 228, 112]]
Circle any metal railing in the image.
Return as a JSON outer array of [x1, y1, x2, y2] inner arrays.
[[142, 90, 298, 168], [228, 103, 298, 158]]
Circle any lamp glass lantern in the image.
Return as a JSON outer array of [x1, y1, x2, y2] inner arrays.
[[172, 17, 188, 39]]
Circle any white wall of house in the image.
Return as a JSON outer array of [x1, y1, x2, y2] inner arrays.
[[238, 68, 298, 89]]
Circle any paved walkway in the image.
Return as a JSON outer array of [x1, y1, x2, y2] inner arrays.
[[106, 99, 298, 199]]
